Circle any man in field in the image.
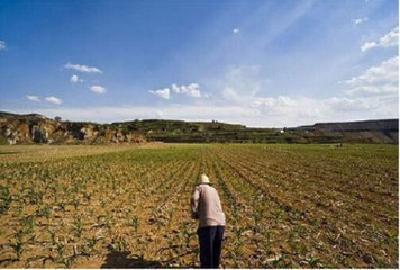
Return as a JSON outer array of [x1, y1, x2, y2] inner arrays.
[[191, 173, 226, 268]]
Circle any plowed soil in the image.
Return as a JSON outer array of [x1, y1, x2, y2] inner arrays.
[[0, 144, 397, 268]]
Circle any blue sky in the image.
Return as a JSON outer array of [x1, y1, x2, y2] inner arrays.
[[0, 0, 398, 127]]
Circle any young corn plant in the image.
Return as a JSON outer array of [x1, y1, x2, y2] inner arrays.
[[12, 230, 23, 260], [56, 242, 65, 261], [20, 215, 35, 234], [73, 197, 80, 209], [26, 188, 44, 205], [73, 217, 82, 237], [180, 222, 192, 249], [63, 256, 74, 268], [252, 195, 264, 234], [36, 205, 51, 218], [0, 186, 11, 214], [130, 215, 139, 233], [263, 230, 272, 256], [82, 238, 97, 255], [111, 234, 128, 252], [232, 226, 245, 268]]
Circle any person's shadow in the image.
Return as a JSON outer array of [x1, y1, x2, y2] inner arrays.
[[100, 246, 163, 268]]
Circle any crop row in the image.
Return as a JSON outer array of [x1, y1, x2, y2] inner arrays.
[[0, 144, 397, 268]]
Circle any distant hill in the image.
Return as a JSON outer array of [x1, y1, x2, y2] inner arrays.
[[0, 111, 398, 144], [286, 119, 398, 144]]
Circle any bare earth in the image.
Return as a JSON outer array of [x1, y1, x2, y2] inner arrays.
[[0, 144, 398, 268]]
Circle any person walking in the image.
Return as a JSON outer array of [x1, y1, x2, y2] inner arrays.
[[191, 173, 226, 268]]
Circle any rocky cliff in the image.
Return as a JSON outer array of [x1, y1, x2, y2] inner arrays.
[[0, 112, 145, 145]]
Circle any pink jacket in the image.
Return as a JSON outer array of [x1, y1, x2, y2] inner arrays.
[[191, 184, 226, 228]]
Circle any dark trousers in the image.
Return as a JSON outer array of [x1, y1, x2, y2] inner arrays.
[[198, 225, 225, 268]]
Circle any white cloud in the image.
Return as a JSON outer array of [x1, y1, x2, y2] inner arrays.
[[90, 85, 106, 94], [343, 56, 398, 96], [26, 95, 40, 102], [10, 59, 399, 126], [15, 57, 398, 126], [171, 83, 202, 98], [0, 41, 6, 51], [12, 105, 260, 125], [64, 62, 102, 73], [253, 96, 374, 112], [253, 96, 297, 107], [361, 42, 376, 52], [149, 88, 170, 99], [251, 95, 397, 126], [45, 96, 63, 105], [70, 74, 83, 83], [233, 28, 240, 34], [361, 26, 399, 52], [150, 83, 202, 99], [9, 93, 398, 127], [353, 17, 368, 25], [155, 110, 164, 118]]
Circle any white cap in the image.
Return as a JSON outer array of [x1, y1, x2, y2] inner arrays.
[[200, 173, 210, 183]]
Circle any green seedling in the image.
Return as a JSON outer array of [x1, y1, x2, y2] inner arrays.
[[0, 186, 11, 214], [131, 215, 139, 233]]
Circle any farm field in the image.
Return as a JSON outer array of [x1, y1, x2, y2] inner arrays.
[[0, 143, 398, 268]]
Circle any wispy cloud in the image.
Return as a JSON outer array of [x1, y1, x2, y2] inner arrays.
[[90, 85, 106, 94], [149, 88, 170, 99], [45, 96, 63, 105], [221, 65, 269, 103], [343, 56, 398, 96], [251, 95, 396, 126], [353, 17, 368, 25], [70, 74, 83, 83], [26, 95, 40, 102], [64, 62, 102, 73], [361, 26, 399, 52], [10, 93, 398, 127], [0, 41, 6, 51], [5, 1, 399, 127], [14, 59, 399, 126]]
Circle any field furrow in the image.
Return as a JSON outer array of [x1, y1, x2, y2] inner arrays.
[[0, 144, 397, 268]]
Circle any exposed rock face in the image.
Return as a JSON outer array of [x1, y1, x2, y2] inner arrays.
[[0, 112, 146, 145], [32, 125, 47, 143]]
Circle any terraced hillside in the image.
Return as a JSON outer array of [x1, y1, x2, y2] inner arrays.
[[1, 112, 398, 144], [0, 144, 398, 268]]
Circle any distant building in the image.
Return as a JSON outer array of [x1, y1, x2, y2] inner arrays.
[[55, 116, 62, 122]]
